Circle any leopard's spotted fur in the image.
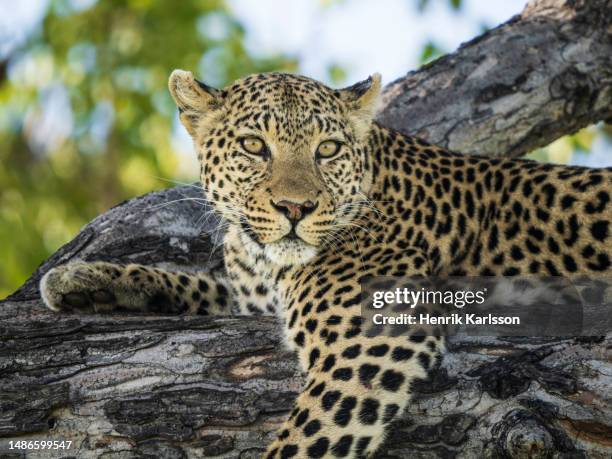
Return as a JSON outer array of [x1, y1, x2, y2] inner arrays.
[[41, 71, 611, 458]]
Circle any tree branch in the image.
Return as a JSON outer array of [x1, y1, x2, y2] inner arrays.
[[377, 0, 612, 157]]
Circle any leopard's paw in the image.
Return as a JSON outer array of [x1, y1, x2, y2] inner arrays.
[[40, 262, 121, 313]]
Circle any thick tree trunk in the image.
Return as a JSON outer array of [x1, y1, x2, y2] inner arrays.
[[1, 0, 611, 457]]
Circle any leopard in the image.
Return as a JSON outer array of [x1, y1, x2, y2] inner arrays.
[[40, 70, 611, 458]]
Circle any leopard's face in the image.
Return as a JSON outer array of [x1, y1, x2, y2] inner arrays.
[[169, 71, 381, 266]]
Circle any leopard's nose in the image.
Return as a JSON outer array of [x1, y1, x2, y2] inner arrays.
[[271, 199, 318, 223]]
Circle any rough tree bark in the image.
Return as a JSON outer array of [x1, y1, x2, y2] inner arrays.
[[378, 0, 612, 157], [1, 0, 611, 458]]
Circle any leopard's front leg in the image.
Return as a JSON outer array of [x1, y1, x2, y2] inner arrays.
[[265, 336, 439, 458], [40, 261, 231, 315], [266, 251, 441, 458]]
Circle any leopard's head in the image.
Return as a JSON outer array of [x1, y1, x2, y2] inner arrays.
[[169, 71, 380, 266]]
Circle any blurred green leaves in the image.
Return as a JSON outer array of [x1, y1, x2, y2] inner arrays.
[[525, 126, 599, 164], [0, 0, 295, 297], [419, 41, 445, 65], [418, 0, 462, 13]]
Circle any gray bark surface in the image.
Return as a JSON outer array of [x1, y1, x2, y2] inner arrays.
[[2, 0, 611, 457], [377, 0, 612, 157]]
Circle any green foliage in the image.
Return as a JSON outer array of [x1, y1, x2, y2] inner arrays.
[[327, 64, 348, 85], [418, 0, 463, 13], [525, 126, 602, 164], [449, 0, 462, 11], [0, 0, 295, 298], [419, 41, 445, 65]]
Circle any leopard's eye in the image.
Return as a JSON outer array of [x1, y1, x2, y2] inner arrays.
[[240, 136, 265, 155], [316, 140, 342, 159]]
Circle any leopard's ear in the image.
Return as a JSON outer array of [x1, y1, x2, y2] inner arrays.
[[168, 69, 224, 137], [338, 73, 381, 139]]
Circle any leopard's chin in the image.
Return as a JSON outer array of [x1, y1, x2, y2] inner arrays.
[[264, 238, 318, 266]]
